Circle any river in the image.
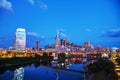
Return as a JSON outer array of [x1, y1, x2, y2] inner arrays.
[[0, 64, 84, 80]]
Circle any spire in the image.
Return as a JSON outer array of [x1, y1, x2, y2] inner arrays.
[[55, 29, 60, 48], [57, 29, 59, 38]]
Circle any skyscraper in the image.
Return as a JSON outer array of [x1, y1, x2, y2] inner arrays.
[[15, 28, 26, 50], [36, 40, 40, 51], [55, 30, 60, 48]]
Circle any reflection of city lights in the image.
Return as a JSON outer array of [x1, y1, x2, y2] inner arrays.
[[42, 49, 44, 51], [65, 52, 68, 55], [65, 59, 68, 62], [13, 67, 24, 80], [102, 53, 109, 57], [61, 63, 64, 66]]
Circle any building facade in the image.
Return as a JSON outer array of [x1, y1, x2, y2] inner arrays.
[[36, 40, 40, 51], [55, 30, 61, 48], [15, 28, 26, 50]]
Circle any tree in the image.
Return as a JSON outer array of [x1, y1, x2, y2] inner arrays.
[[116, 57, 120, 65], [88, 59, 118, 80], [41, 52, 53, 65], [58, 53, 66, 63]]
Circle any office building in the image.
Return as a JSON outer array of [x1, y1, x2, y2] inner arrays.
[[55, 30, 60, 48], [15, 28, 26, 50], [36, 40, 40, 51]]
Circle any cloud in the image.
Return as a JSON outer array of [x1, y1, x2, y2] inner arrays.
[[28, 0, 48, 10], [86, 29, 91, 32], [39, 1, 48, 10], [27, 32, 44, 39], [101, 28, 120, 37], [0, 0, 12, 11], [28, 0, 35, 5]]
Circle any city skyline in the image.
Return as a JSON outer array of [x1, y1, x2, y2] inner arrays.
[[0, 0, 120, 48]]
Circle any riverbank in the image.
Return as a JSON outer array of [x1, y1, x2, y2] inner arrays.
[[0, 57, 36, 67], [0, 55, 49, 74]]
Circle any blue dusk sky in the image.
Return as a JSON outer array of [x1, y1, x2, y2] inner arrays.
[[0, 0, 120, 48]]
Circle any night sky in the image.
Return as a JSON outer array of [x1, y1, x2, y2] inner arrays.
[[0, 0, 120, 48]]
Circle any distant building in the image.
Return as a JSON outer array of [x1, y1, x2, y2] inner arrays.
[[60, 38, 68, 47], [55, 30, 60, 48], [84, 41, 91, 48], [36, 40, 40, 51], [15, 28, 26, 50], [64, 38, 67, 47], [60, 39, 65, 47], [96, 45, 102, 52], [83, 41, 93, 52]]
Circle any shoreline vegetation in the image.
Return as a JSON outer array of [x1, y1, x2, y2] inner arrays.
[[0, 56, 85, 75], [87, 59, 118, 80], [0, 53, 53, 74], [0, 52, 120, 80], [0, 52, 86, 74]]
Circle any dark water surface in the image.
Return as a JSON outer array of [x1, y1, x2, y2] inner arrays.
[[0, 64, 84, 80]]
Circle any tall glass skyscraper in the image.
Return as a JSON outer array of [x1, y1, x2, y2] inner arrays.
[[15, 28, 26, 50]]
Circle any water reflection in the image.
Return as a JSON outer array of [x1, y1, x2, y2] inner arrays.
[[0, 64, 83, 80], [13, 67, 24, 80], [0, 70, 13, 80]]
